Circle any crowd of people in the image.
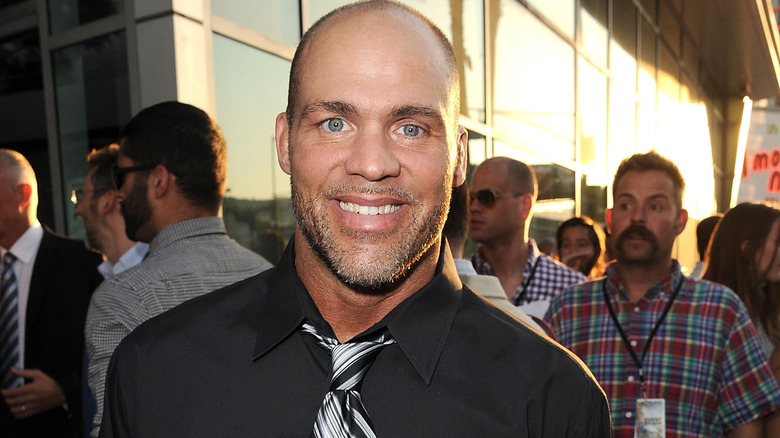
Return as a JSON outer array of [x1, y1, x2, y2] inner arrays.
[[1, 1, 779, 437]]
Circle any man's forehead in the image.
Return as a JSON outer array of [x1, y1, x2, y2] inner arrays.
[[615, 170, 676, 196]]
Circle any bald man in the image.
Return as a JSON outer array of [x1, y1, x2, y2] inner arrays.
[[99, 3, 611, 437], [468, 157, 586, 317]]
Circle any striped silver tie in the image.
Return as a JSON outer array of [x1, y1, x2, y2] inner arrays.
[[302, 322, 395, 438], [0, 252, 22, 389]]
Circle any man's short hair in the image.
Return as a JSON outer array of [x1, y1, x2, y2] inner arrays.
[[612, 150, 685, 210], [285, 0, 460, 129], [443, 183, 469, 252], [87, 144, 120, 196], [120, 101, 227, 212]]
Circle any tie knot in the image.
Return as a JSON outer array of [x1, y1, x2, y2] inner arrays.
[[301, 322, 396, 391], [3, 253, 16, 267]]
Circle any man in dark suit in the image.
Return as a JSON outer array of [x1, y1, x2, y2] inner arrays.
[[0, 149, 103, 437]]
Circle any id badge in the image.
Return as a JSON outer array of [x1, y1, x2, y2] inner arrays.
[[634, 398, 665, 438]]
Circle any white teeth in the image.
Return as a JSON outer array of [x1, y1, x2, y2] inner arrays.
[[339, 201, 400, 215]]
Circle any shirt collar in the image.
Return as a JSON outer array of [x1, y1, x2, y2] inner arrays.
[[4, 220, 43, 264], [252, 237, 462, 386], [97, 241, 149, 279], [605, 259, 683, 300], [149, 217, 226, 254]]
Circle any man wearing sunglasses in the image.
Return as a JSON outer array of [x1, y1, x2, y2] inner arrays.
[[73, 144, 149, 281], [73, 144, 149, 438], [468, 157, 586, 318], [84, 101, 273, 437]]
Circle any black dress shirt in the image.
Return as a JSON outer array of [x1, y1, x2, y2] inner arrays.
[[100, 238, 612, 437]]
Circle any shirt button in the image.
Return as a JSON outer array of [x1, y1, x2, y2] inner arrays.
[[627, 376, 634, 382], [630, 340, 637, 347], [633, 306, 640, 312], [626, 411, 633, 418]]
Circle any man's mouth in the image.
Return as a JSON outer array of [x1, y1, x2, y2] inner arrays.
[[339, 201, 401, 215]]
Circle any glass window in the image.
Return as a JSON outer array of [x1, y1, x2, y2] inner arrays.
[[212, 0, 300, 47], [607, 82, 636, 177], [527, 0, 575, 38], [611, 0, 637, 92], [578, 57, 607, 169], [657, 43, 679, 106], [494, 0, 575, 160], [0, 30, 57, 229], [636, 101, 656, 150], [580, 0, 608, 67], [306, 0, 486, 122], [638, 17, 656, 105], [658, 1, 680, 56], [682, 34, 698, 83], [639, 0, 656, 18], [0, 0, 26, 8], [48, 0, 122, 34], [213, 34, 293, 264], [581, 175, 607, 225], [52, 31, 130, 238]]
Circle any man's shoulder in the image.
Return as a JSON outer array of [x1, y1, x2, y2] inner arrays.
[[154, 231, 272, 268], [456, 287, 607, 397], [116, 268, 276, 347]]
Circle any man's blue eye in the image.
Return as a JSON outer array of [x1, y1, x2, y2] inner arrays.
[[402, 124, 421, 136], [325, 118, 346, 132]]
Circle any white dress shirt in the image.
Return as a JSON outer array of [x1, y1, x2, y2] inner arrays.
[[3, 220, 44, 368]]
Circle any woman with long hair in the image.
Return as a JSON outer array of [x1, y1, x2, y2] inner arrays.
[[703, 202, 780, 358], [555, 215, 606, 279]]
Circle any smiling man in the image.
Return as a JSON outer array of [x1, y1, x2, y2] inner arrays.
[[99, 2, 611, 437], [546, 151, 780, 437]]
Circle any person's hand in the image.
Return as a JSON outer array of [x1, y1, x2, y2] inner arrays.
[[0, 368, 66, 419]]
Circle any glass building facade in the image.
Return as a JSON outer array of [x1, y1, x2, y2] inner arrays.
[[1, 0, 779, 271]]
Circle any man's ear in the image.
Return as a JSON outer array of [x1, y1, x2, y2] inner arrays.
[[452, 125, 468, 187], [17, 183, 32, 208], [605, 208, 613, 235], [97, 191, 117, 216], [150, 165, 171, 198], [276, 112, 291, 175], [675, 208, 689, 236]]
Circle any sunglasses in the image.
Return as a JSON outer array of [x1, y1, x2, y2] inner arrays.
[[469, 188, 524, 208], [112, 164, 155, 189]]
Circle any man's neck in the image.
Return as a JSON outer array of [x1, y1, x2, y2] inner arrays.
[[296, 236, 440, 343], [0, 220, 32, 250], [479, 235, 530, 299], [615, 258, 673, 303]]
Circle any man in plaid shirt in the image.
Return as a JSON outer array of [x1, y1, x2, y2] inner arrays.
[[468, 157, 586, 318], [546, 151, 780, 437]]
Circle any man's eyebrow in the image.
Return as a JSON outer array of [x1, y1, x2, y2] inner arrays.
[[391, 105, 444, 121], [300, 100, 359, 119]]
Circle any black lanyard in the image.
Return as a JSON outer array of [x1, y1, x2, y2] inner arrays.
[[511, 256, 541, 305], [602, 276, 684, 397]]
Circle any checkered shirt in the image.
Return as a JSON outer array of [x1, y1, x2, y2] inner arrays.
[[85, 217, 273, 437], [468, 239, 587, 305], [545, 260, 780, 438]]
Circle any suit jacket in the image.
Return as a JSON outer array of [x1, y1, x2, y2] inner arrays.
[[0, 228, 103, 438]]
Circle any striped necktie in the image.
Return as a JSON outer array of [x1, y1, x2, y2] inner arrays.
[[302, 322, 396, 438], [0, 252, 22, 389]]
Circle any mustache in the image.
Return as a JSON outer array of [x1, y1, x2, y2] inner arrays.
[[616, 224, 659, 250]]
